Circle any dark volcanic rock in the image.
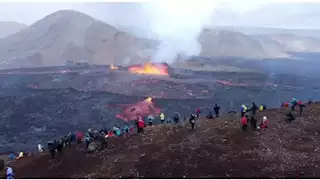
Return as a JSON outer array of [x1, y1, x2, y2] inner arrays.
[[0, 67, 320, 152]]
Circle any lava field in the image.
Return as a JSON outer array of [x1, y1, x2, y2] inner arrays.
[[0, 65, 320, 152]]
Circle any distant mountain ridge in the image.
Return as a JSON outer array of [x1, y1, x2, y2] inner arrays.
[[1, 10, 320, 69], [0, 21, 27, 38], [0, 10, 158, 69]]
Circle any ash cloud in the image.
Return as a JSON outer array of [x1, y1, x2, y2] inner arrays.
[[141, 1, 217, 63]]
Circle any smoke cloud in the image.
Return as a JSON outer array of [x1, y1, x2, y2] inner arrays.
[[141, 1, 217, 63]]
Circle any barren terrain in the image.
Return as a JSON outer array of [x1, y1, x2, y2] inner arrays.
[[0, 65, 320, 153], [2, 104, 320, 178]]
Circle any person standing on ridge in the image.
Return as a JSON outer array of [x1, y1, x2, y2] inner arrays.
[[241, 104, 247, 117], [196, 108, 201, 117], [241, 115, 248, 132], [250, 102, 258, 117], [213, 104, 220, 117], [260, 116, 269, 129], [160, 112, 165, 124], [298, 100, 306, 116], [250, 116, 257, 130], [189, 113, 197, 131], [48, 140, 56, 159], [174, 112, 180, 124], [6, 166, 13, 179], [148, 115, 154, 126], [291, 98, 298, 111], [137, 116, 145, 134]]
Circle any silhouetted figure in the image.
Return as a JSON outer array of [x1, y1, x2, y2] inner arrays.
[[174, 112, 180, 124], [189, 114, 197, 131], [250, 102, 258, 116], [48, 141, 56, 159], [213, 104, 220, 117], [250, 116, 257, 130], [298, 101, 306, 116]]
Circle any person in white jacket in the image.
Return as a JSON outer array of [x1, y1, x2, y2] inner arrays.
[[6, 166, 13, 179], [38, 144, 44, 152]]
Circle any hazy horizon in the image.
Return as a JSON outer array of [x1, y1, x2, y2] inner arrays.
[[1, 0, 320, 65], [1, 0, 320, 29]]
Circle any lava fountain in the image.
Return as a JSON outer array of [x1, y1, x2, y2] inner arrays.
[[128, 62, 169, 76]]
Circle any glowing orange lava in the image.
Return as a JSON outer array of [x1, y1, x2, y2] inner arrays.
[[128, 62, 168, 76], [110, 64, 118, 70]]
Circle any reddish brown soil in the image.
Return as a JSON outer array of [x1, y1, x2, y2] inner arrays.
[[2, 104, 320, 178]]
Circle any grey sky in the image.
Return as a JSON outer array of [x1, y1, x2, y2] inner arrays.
[[1, 1, 320, 29]]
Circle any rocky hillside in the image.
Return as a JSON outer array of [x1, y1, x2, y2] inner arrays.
[[0, 21, 27, 38], [3, 104, 320, 178], [198, 29, 289, 58], [254, 34, 320, 53], [0, 10, 158, 69]]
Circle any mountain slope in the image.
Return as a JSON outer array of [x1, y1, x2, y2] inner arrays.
[[0, 21, 27, 38], [4, 104, 320, 178], [215, 26, 320, 39], [0, 10, 158, 69], [254, 34, 320, 53], [198, 29, 289, 58]]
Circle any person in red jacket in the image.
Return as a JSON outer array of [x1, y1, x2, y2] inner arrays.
[[107, 131, 114, 137], [196, 108, 201, 116], [76, 131, 84, 144], [137, 116, 145, 134], [241, 116, 248, 132], [260, 116, 268, 129]]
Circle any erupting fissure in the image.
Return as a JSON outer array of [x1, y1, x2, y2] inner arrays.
[[110, 64, 118, 70], [128, 62, 169, 76]]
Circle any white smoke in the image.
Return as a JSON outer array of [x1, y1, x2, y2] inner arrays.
[[141, 1, 217, 63]]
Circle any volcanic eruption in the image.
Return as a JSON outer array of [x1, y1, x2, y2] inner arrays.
[[128, 62, 169, 76], [114, 97, 161, 122], [110, 64, 118, 70]]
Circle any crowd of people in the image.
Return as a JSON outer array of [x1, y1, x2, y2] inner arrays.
[[3, 97, 310, 179]]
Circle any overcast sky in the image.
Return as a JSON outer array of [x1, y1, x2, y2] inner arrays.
[[1, 0, 320, 29], [1, 0, 320, 62]]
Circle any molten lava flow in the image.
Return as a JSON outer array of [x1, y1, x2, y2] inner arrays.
[[128, 63, 168, 76], [145, 97, 152, 103], [114, 97, 161, 122], [110, 64, 118, 70]]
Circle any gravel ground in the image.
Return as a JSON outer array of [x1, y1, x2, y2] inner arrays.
[[4, 104, 320, 178]]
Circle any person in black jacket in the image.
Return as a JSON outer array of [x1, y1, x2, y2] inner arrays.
[[189, 114, 197, 131], [250, 102, 258, 117], [250, 116, 257, 130], [213, 104, 220, 117], [48, 140, 56, 159], [299, 103, 306, 116]]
